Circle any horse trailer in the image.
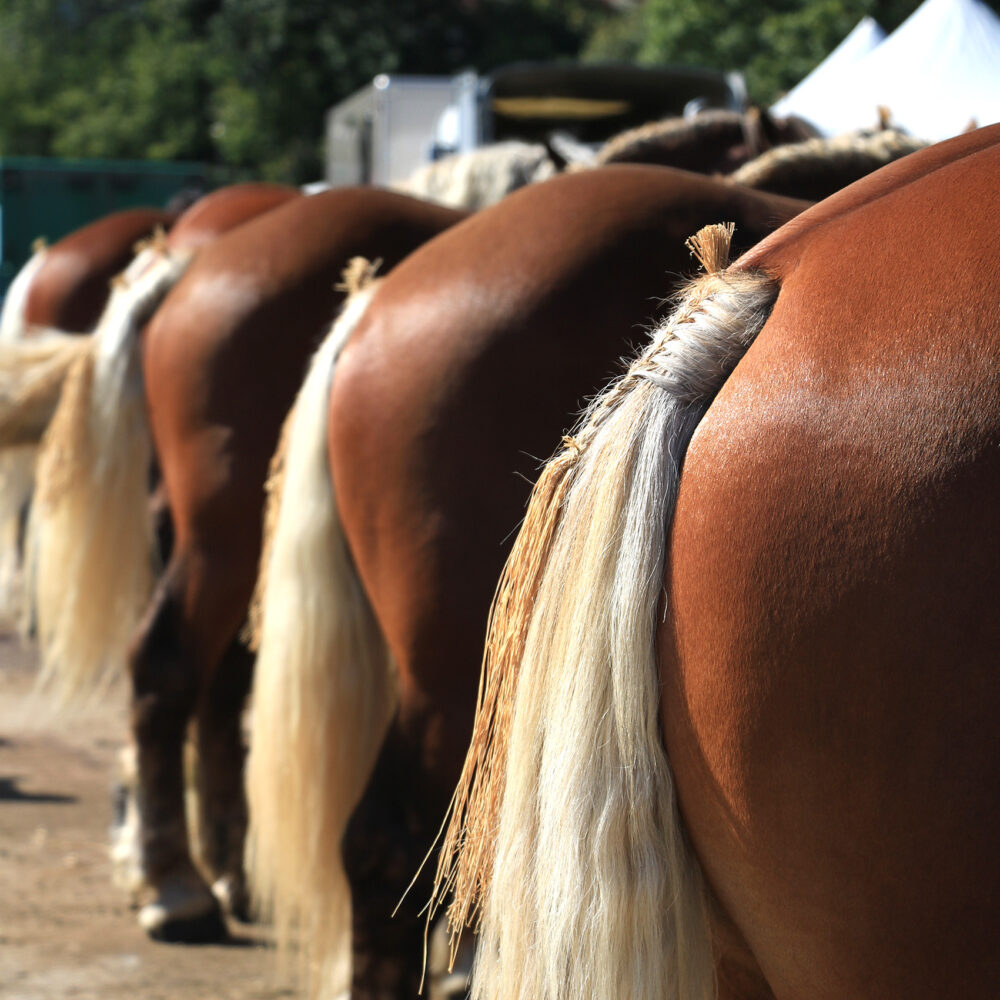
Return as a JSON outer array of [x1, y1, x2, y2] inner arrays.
[[325, 62, 747, 187]]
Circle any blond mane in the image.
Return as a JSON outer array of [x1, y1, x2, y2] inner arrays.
[[731, 129, 928, 191]]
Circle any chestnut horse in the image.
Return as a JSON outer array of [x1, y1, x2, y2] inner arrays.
[[31, 186, 464, 942], [247, 165, 809, 996], [22, 181, 298, 675], [7, 181, 298, 922], [436, 126, 1000, 999]]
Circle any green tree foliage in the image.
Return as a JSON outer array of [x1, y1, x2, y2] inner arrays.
[[585, 0, 998, 104], [3, 0, 992, 180], [0, 0, 594, 182]]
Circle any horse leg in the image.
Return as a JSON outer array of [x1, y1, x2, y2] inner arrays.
[[148, 477, 174, 567], [342, 722, 440, 1000], [193, 636, 253, 922], [128, 555, 226, 942], [428, 915, 476, 1000]]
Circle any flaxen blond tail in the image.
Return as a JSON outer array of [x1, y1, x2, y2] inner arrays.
[[246, 269, 397, 995], [0, 245, 61, 618], [433, 226, 779, 1000], [25, 244, 192, 703], [0, 333, 93, 447], [0, 328, 86, 617], [0, 244, 47, 344]]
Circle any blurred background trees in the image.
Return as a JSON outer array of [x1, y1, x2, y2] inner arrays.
[[0, 0, 992, 182], [584, 0, 929, 102]]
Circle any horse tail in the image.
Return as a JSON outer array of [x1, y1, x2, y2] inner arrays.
[[26, 242, 192, 702], [0, 333, 93, 447], [0, 242, 47, 343], [432, 226, 780, 1000], [246, 263, 397, 991], [0, 239, 88, 448], [0, 245, 55, 615], [0, 333, 94, 618]]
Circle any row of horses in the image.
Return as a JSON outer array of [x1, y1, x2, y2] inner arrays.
[[1, 111, 996, 1000]]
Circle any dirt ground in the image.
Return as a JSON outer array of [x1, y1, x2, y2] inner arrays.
[[0, 629, 296, 1000]]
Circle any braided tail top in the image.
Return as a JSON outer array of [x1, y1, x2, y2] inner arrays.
[[430, 226, 780, 1000]]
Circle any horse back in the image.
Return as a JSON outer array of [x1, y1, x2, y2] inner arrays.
[[144, 187, 464, 555], [24, 207, 176, 331], [165, 182, 300, 253], [327, 166, 808, 768], [663, 132, 1000, 998]]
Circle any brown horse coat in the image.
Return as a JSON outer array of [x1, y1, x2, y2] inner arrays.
[[662, 126, 1000, 999], [432, 125, 1000, 1000], [163, 182, 298, 254], [145, 187, 465, 665], [23, 208, 177, 332]]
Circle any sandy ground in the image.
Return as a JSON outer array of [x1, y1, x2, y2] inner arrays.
[[0, 630, 296, 1000]]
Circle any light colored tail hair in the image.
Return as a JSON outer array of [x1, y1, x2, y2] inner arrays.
[[0, 332, 91, 618], [246, 267, 397, 994], [431, 226, 779, 1000], [0, 245, 57, 617], [0, 240, 92, 449], [25, 244, 192, 703], [395, 141, 556, 210], [0, 332, 93, 447], [0, 244, 47, 344]]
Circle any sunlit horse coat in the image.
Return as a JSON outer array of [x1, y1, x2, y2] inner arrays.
[[438, 125, 1000, 1000]]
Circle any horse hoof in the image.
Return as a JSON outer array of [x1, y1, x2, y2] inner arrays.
[[144, 905, 228, 944], [211, 875, 252, 924], [138, 886, 227, 943]]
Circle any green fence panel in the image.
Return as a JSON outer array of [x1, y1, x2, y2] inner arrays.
[[0, 157, 225, 294]]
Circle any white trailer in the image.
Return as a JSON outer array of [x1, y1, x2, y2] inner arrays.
[[325, 73, 476, 187]]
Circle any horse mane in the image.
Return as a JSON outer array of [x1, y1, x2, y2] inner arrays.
[[730, 129, 929, 195], [595, 109, 751, 166], [396, 141, 557, 210]]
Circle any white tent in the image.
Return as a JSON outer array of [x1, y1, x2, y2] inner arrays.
[[771, 16, 886, 123], [772, 0, 1000, 140]]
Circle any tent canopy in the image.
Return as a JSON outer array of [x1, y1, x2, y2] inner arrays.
[[772, 0, 1000, 140], [771, 16, 886, 123]]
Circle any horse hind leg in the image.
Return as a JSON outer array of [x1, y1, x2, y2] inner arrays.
[[109, 741, 144, 903], [128, 558, 226, 942], [341, 723, 440, 999], [428, 913, 476, 1000], [193, 636, 254, 922]]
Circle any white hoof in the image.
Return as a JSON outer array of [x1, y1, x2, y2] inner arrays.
[[210, 873, 250, 922], [138, 874, 226, 942], [109, 747, 145, 901]]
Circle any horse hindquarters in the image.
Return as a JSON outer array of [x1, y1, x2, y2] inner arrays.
[[246, 278, 397, 990], [436, 235, 778, 1000]]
